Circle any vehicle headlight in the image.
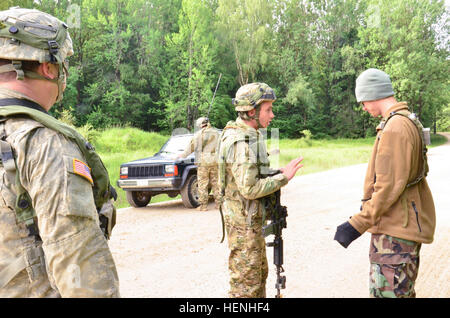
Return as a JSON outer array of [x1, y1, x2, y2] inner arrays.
[[164, 165, 178, 176], [120, 167, 128, 175], [165, 165, 175, 173]]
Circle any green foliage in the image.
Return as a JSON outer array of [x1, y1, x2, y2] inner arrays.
[[160, 0, 219, 130], [93, 126, 167, 154], [216, 0, 274, 85], [276, 137, 374, 175], [5, 0, 448, 137], [430, 133, 448, 147], [437, 105, 450, 132], [356, 0, 449, 128], [54, 107, 100, 143]]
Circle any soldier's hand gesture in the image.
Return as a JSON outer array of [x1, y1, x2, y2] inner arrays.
[[280, 156, 303, 181]]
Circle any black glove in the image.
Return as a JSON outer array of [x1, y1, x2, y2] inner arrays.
[[334, 221, 361, 248]]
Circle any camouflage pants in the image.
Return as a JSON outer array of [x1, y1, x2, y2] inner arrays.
[[223, 199, 268, 298], [369, 234, 421, 298], [197, 165, 219, 206]]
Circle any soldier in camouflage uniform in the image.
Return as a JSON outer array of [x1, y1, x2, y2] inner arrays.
[[218, 83, 303, 298], [334, 69, 435, 298], [0, 8, 119, 297], [178, 117, 220, 211]]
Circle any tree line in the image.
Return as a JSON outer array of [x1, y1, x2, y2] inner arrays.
[[2, 0, 449, 138]]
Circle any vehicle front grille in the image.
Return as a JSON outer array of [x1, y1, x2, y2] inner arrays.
[[128, 165, 164, 178]]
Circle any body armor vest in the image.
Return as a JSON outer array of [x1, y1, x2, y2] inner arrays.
[[0, 99, 117, 239]]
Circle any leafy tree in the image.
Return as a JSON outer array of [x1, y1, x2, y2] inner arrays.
[[161, 0, 219, 130], [358, 0, 449, 129], [216, 0, 274, 86], [2, 0, 447, 136]]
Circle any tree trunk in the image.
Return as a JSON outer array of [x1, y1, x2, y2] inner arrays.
[[187, 27, 195, 130]]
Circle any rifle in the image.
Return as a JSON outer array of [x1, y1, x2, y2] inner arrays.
[[262, 177, 288, 298]]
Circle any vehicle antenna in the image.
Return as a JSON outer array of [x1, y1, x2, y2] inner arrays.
[[207, 73, 222, 119]]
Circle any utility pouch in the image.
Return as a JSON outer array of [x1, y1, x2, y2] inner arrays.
[[98, 200, 116, 240], [261, 193, 276, 224]]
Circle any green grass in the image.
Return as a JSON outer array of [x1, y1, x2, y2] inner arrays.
[[94, 127, 168, 153], [93, 128, 447, 209], [271, 137, 374, 175], [430, 133, 448, 147]]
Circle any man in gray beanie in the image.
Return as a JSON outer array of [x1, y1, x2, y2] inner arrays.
[[334, 68, 436, 298]]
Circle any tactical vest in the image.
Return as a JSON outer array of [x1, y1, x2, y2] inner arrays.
[[218, 125, 268, 201], [217, 123, 271, 242], [381, 109, 429, 188], [0, 99, 117, 240]]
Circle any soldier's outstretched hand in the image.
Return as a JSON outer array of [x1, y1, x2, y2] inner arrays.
[[280, 156, 303, 181]]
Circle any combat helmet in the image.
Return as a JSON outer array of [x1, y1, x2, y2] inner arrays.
[[232, 82, 276, 112], [196, 117, 209, 128], [0, 7, 73, 102]]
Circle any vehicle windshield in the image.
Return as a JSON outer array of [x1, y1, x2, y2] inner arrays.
[[159, 135, 193, 156]]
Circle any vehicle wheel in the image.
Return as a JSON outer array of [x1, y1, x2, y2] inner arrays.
[[180, 173, 200, 208], [126, 191, 152, 208]]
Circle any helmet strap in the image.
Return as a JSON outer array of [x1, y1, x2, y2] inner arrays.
[[54, 59, 66, 102], [247, 104, 263, 129], [0, 60, 65, 103], [0, 61, 25, 80], [255, 107, 263, 129]]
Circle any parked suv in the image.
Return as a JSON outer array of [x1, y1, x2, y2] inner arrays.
[[117, 134, 200, 208]]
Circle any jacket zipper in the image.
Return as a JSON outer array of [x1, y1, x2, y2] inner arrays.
[[411, 201, 422, 232]]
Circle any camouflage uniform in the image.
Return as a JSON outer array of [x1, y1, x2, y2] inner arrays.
[[369, 234, 421, 298], [0, 8, 119, 297], [180, 119, 220, 209], [218, 83, 287, 298]]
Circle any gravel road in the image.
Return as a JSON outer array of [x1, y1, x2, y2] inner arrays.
[[109, 134, 450, 298]]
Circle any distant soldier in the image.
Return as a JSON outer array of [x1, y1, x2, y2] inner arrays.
[[0, 8, 119, 297], [178, 117, 220, 211], [334, 68, 436, 298], [218, 82, 303, 297]]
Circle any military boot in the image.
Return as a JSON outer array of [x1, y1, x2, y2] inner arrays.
[[196, 204, 208, 211]]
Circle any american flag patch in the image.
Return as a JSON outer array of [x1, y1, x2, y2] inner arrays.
[[73, 159, 93, 185]]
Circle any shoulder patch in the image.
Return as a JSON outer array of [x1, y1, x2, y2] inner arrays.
[[73, 158, 93, 185]]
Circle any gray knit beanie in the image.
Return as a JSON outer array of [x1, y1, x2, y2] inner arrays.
[[355, 68, 395, 102]]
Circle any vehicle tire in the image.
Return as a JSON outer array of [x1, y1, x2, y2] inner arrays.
[[180, 173, 200, 208], [126, 191, 152, 208]]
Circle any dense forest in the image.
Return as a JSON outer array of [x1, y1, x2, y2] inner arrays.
[[2, 0, 449, 138]]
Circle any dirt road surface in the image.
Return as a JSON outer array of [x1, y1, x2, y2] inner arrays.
[[109, 134, 450, 298]]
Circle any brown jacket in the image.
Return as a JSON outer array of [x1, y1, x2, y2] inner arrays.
[[349, 102, 436, 243]]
